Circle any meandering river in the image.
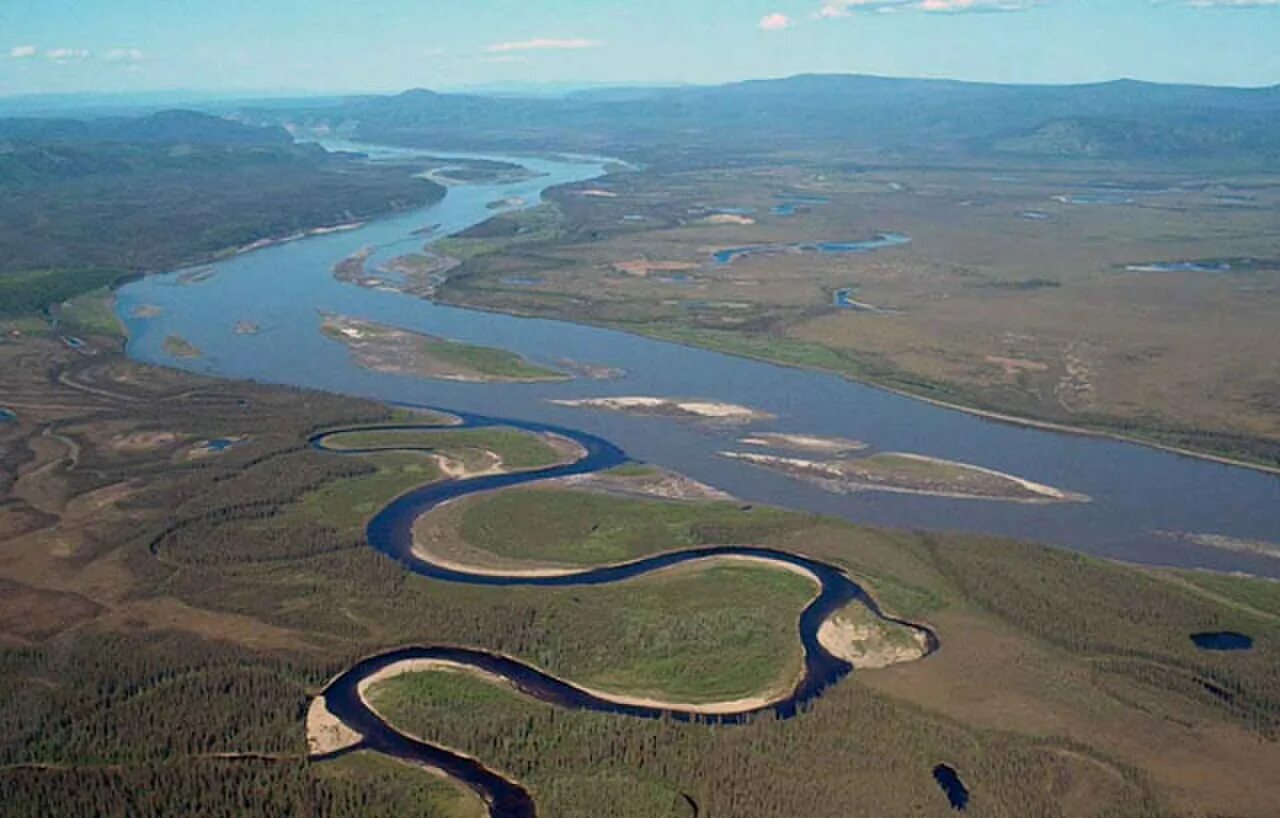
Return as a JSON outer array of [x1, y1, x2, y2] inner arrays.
[[309, 418, 938, 816], [117, 142, 1280, 578]]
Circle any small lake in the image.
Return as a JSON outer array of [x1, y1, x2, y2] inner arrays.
[[832, 288, 876, 311], [0, 407, 16, 423], [932, 764, 969, 811], [1190, 632, 1254, 651], [116, 142, 1280, 580], [713, 233, 911, 265], [202, 437, 243, 453], [776, 194, 830, 205]]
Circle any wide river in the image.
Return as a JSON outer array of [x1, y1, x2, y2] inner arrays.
[[117, 143, 1280, 578]]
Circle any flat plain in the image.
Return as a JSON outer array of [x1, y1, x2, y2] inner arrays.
[[434, 161, 1280, 468]]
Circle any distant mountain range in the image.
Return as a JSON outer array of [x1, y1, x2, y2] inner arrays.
[[236, 74, 1280, 166], [0, 109, 292, 147]]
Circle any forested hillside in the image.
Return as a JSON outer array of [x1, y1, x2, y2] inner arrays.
[[239, 74, 1280, 166], [0, 110, 442, 315]]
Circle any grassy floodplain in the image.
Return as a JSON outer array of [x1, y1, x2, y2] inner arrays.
[[2, 330, 1279, 816], [442, 486, 811, 568], [431, 159, 1280, 470], [321, 314, 568, 383], [321, 426, 577, 470]]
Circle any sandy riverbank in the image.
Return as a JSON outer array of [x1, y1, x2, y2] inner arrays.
[[551, 396, 774, 423]]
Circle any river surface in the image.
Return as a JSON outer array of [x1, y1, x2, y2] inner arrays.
[[117, 142, 1280, 578]]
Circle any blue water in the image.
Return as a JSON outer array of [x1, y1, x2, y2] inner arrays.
[[776, 194, 830, 205], [203, 438, 240, 452], [116, 142, 1280, 579], [832, 289, 873, 311], [772, 197, 828, 216], [0, 408, 15, 423], [933, 765, 970, 811], [311, 418, 938, 818], [713, 233, 912, 265], [1190, 632, 1254, 651]]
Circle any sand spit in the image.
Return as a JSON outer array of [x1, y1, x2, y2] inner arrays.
[[321, 313, 567, 384], [702, 213, 756, 225], [740, 433, 868, 455], [818, 617, 929, 670], [306, 696, 362, 756], [1158, 531, 1280, 560], [551, 396, 774, 423], [720, 451, 1086, 504]]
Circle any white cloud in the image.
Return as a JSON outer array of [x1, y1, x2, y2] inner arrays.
[[818, 0, 1040, 15], [105, 47, 145, 62], [45, 47, 91, 60], [485, 38, 600, 53], [9, 45, 37, 58], [759, 12, 794, 29]]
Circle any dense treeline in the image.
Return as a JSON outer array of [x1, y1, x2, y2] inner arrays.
[[373, 670, 1162, 818], [0, 634, 324, 766], [3, 346, 1275, 816], [926, 535, 1280, 737], [0, 756, 466, 818]]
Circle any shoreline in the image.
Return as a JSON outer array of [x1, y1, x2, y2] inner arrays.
[[358, 656, 798, 719], [719, 450, 1090, 505], [411, 532, 825, 583]]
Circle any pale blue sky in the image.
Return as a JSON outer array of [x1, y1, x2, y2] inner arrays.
[[2, 0, 1279, 97]]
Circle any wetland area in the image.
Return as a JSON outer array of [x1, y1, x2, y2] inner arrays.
[[6, 68, 1280, 818], [117, 142, 1280, 579]]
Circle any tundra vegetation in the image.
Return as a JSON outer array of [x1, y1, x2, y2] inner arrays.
[[0, 322, 1277, 816], [247, 77, 1280, 468]]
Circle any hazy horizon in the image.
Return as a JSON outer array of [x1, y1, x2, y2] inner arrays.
[[2, 69, 1279, 111]]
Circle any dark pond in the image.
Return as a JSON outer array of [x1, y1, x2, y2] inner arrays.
[[832, 288, 875, 311], [932, 764, 969, 811], [0, 408, 16, 423], [1190, 632, 1254, 651]]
